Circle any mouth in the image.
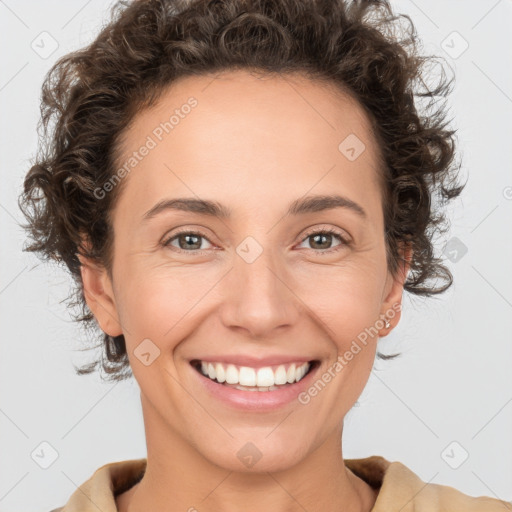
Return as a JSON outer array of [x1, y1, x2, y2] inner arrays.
[[189, 359, 320, 392]]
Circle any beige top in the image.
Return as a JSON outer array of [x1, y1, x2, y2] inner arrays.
[[49, 455, 511, 511]]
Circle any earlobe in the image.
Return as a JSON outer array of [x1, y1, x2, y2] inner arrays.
[[77, 252, 122, 338]]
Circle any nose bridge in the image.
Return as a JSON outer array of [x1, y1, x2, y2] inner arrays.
[[221, 236, 299, 336], [238, 240, 280, 295]]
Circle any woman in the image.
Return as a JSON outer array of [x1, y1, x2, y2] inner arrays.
[[19, 0, 510, 510]]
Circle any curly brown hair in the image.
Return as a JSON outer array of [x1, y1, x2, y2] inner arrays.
[[18, 0, 465, 382]]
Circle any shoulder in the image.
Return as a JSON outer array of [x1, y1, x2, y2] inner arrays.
[[345, 455, 512, 512], [49, 458, 147, 512]]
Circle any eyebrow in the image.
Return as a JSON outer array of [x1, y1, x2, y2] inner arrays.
[[141, 194, 367, 222]]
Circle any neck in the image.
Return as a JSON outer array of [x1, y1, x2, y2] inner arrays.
[[116, 396, 378, 512]]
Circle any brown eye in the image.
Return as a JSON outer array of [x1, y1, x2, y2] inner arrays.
[[298, 228, 350, 252]]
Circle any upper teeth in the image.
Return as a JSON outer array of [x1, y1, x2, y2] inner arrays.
[[199, 361, 311, 387]]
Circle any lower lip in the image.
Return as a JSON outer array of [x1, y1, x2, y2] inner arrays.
[[190, 362, 319, 411]]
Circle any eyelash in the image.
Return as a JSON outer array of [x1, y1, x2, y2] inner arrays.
[[162, 227, 351, 255]]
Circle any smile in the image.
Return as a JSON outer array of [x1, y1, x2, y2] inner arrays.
[[189, 359, 320, 410], [191, 360, 315, 390]]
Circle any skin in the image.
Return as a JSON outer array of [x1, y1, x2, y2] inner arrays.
[[78, 70, 411, 512]]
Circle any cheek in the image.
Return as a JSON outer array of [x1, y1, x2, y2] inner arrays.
[[294, 260, 385, 344], [114, 265, 202, 349]]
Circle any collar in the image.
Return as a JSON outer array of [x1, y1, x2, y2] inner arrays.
[[52, 455, 510, 512]]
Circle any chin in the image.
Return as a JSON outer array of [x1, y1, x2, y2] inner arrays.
[[197, 434, 312, 474]]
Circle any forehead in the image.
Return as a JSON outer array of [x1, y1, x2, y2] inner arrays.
[[113, 69, 383, 223], [132, 69, 378, 145]]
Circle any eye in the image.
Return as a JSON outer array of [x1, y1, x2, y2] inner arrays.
[[161, 227, 350, 255], [297, 227, 350, 253], [162, 229, 214, 253]]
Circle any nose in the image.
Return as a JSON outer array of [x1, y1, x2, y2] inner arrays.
[[219, 244, 302, 338]]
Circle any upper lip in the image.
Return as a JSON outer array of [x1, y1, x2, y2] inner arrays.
[[190, 354, 317, 369]]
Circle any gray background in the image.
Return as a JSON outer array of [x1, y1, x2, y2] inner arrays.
[[1, 0, 511, 510]]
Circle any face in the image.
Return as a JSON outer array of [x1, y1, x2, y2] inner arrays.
[[80, 70, 410, 473]]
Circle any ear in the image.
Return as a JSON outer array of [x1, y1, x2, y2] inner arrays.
[[378, 241, 412, 336], [76, 244, 122, 338]]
